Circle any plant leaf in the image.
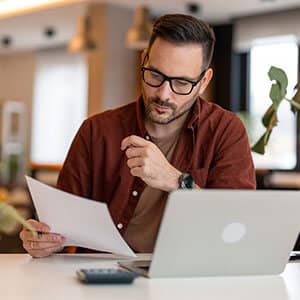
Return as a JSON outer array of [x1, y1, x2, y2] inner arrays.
[[251, 133, 267, 154], [268, 66, 288, 97], [291, 82, 300, 113], [268, 66, 288, 109], [0, 203, 18, 233], [252, 66, 288, 154], [262, 105, 277, 128], [290, 99, 300, 111], [269, 83, 282, 109], [0, 203, 37, 235], [251, 128, 274, 155], [264, 129, 273, 144]]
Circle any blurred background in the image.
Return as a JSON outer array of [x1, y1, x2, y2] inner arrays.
[[1, 0, 300, 252]]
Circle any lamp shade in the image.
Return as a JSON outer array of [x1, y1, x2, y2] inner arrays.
[[68, 16, 96, 53], [127, 6, 152, 50]]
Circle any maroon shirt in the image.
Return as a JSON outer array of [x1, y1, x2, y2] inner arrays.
[[57, 96, 256, 249]]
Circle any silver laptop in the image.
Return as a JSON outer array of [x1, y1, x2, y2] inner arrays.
[[119, 190, 300, 278]]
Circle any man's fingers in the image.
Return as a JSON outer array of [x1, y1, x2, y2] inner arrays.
[[22, 234, 65, 258], [130, 166, 143, 178], [26, 219, 51, 233], [127, 157, 144, 169], [23, 240, 64, 251], [20, 220, 64, 258], [121, 135, 149, 150], [125, 146, 145, 158], [19, 228, 40, 242], [20, 230, 65, 251], [19, 229, 31, 241], [28, 232, 64, 243], [27, 244, 64, 258]]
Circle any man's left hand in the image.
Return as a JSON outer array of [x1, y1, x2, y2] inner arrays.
[[121, 135, 181, 192]]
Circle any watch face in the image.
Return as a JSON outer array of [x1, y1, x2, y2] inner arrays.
[[180, 173, 194, 189]]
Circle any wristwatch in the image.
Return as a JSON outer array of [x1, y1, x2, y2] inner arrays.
[[178, 173, 194, 189]]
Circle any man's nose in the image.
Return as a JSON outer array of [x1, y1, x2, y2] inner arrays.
[[156, 80, 173, 100]]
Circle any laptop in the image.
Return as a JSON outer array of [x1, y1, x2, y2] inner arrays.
[[119, 190, 300, 278]]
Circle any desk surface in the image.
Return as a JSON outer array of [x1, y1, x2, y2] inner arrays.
[[1, 253, 300, 300]]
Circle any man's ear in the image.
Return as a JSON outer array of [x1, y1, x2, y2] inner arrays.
[[199, 68, 213, 95], [141, 49, 148, 65]]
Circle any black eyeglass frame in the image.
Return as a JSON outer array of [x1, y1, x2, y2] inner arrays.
[[141, 54, 207, 95]]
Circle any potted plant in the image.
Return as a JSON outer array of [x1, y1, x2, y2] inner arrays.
[[251, 66, 300, 154]]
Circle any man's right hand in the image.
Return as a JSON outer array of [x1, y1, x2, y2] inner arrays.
[[19, 219, 65, 258]]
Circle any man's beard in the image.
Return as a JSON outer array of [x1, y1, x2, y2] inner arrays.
[[143, 94, 198, 125]]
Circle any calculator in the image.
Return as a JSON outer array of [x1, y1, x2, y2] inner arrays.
[[76, 268, 138, 284]]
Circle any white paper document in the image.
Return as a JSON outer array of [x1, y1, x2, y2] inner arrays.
[[25, 176, 136, 257]]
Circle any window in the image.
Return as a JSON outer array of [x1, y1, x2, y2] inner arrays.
[[249, 36, 298, 169], [31, 49, 87, 165]]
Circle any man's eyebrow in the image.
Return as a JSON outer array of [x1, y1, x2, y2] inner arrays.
[[147, 64, 161, 73], [146, 64, 198, 81]]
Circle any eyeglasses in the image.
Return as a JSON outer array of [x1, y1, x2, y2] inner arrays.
[[141, 65, 206, 96]]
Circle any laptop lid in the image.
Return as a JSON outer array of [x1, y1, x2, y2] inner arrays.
[[147, 190, 300, 278]]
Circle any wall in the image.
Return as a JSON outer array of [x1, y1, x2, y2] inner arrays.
[[0, 4, 139, 168], [234, 8, 300, 52], [0, 51, 35, 166], [103, 5, 138, 109], [87, 4, 138, 115]]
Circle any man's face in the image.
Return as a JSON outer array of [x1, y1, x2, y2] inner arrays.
[[141, 38, 210, 125]]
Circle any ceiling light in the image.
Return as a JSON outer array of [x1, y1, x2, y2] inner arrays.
[[0, 0, 56, 15], [68, 16, 96, 53], [126, 6, 152, 50]]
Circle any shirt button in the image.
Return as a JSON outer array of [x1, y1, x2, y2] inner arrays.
[[132, 190, 138, 197], [145, 135, 150, 140], [117, 223, 123, 230]]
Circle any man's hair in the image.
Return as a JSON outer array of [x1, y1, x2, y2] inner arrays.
[[148, 14, 216, 70]]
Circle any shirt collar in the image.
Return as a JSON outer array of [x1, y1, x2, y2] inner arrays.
[[136, 96, 147, 137], [186, 96, 201, 129]]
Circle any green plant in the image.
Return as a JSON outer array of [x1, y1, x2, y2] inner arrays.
[[251, 66, 300, 154], [0, 189, 36, 235]]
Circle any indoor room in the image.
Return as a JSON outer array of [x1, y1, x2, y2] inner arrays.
[[1, 0, 300, 299]]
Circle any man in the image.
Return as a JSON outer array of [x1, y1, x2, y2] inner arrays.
[[20, 14, 256, 257]]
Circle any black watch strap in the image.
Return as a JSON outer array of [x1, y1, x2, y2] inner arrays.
[[178, 173, 194, 189]]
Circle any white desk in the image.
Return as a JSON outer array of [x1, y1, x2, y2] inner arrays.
[[1, 253, 300, 300]]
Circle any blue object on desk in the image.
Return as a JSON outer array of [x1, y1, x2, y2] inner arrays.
[[76, 268, 138, 284]]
